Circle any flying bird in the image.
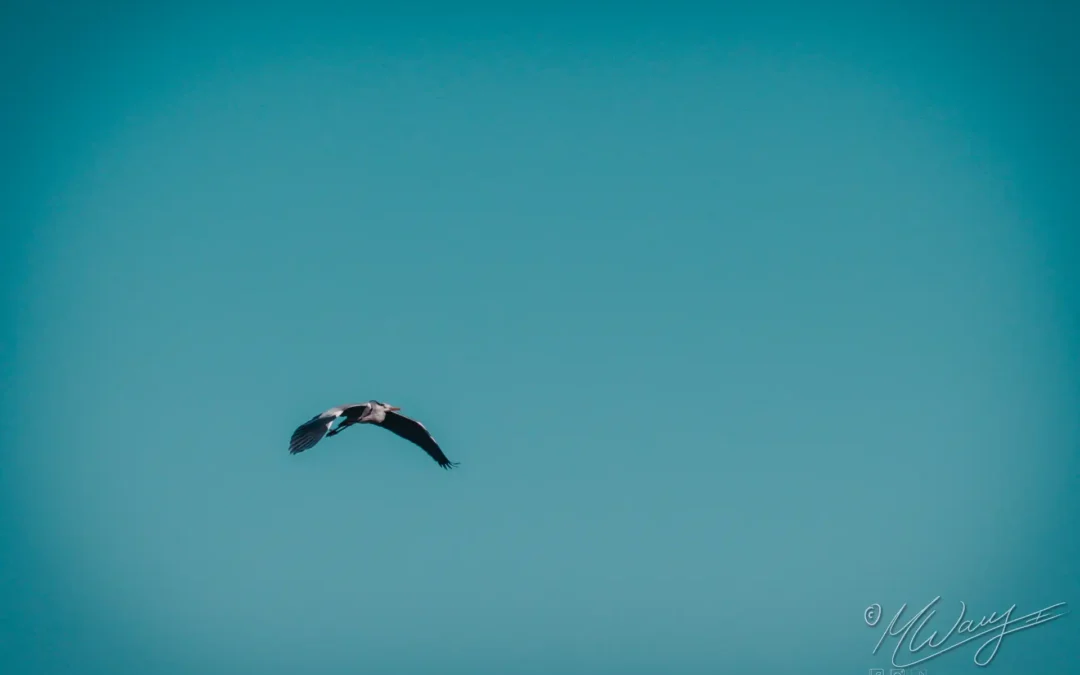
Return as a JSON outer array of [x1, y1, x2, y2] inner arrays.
[[288, 401, 459, 470]]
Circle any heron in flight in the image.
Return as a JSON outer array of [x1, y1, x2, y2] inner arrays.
[[288, 401, 459, 470]]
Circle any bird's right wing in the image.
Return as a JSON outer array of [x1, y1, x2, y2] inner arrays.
[[289, 415, 335, 454], [375, 411, 459, 469]]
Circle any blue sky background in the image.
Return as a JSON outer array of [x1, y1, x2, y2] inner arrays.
[[2, 3, 1077, 674]]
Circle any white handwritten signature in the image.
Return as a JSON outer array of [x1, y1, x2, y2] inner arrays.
[[865, 597, 1068, 667]]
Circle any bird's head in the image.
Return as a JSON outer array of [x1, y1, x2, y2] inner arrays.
[[377, 401, 401, 412]]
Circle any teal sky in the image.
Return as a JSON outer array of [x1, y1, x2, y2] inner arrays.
[[3, 3, 1078, 674]]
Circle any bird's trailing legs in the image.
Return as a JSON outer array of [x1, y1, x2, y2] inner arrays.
[[327, 420, 356, 437]]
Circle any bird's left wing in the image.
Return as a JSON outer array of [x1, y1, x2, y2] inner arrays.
[[374, 411, 459, 469], [289, 415, 335, 454]]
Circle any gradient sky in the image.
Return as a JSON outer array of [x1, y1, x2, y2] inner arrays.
[[3, 3, 1078, 675]]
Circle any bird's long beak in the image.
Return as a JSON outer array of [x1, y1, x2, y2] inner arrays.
[[388, 406, 401, 411]]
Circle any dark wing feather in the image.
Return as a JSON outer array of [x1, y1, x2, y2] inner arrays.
[[374, 411, 458, 469], [338, 403, 371, 419], [289, 416, 333, 454]]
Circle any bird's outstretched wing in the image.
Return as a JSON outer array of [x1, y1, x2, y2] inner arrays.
[[374, 411, 459, 469], [289, 404, 371, 454], [289, 415, 335, 454]]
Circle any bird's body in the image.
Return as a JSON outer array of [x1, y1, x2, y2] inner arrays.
[[288, 400, 458, 470]]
